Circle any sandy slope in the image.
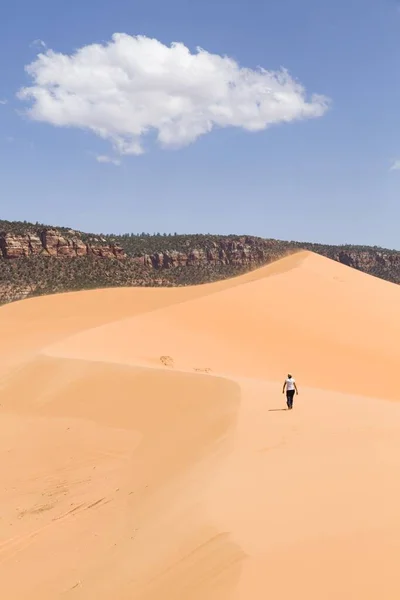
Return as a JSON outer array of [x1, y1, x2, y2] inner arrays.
[[1, 250, 400, 598], [45, 251, 400, 400]]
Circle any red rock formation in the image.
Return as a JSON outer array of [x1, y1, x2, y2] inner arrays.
[[0, 229, 126, 259], [0, 233, 44, 258], [135, 239, 291, 271], [73, 238, 87, 257]]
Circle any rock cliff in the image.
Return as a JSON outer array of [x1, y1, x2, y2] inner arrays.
[[133, 237, 289, 269], [0, 229, 125, 259]]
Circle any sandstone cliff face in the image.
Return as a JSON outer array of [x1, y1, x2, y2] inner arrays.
[[0, 229, 126, 259], [136, 238, 289, 269], [2, 229, 398, 278]]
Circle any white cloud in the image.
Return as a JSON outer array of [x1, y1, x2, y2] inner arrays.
[[31, 39, 47, 49], [18, 33, 329, 155], [96, 154, 121, 166], [0, 99, 7, 105], [390, 159, 400, 171]]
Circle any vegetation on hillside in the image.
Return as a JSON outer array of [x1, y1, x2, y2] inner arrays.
[[0, 254, 260, 305]]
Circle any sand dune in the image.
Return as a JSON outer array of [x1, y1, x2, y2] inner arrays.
[[45, 251, 400, 400], [1, 250, 400, 598]]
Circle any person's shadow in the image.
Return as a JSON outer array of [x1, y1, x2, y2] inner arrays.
[[268, 408, 288, 412]]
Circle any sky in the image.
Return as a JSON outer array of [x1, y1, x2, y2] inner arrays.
[[1, 0, 400, 247]]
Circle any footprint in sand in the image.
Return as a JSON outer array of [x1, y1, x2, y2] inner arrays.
[[193, 367, 212, 374], [160, 356, 174, 368]]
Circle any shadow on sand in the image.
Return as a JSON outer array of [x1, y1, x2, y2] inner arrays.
[[268, 408, 289, 412]]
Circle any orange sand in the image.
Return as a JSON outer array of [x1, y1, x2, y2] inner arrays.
[[1, 250, 400, 599]]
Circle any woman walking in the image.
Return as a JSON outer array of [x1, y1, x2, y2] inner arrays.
[[282, 374, 298, 410]]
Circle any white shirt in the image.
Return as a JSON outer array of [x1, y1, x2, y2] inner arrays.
[[286, 378, 295, 391]]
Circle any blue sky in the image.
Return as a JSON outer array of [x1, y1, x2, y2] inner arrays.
[[1, 0, 399, 247]]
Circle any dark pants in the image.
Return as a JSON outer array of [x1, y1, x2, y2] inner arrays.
[[286, 390, 295, 409]]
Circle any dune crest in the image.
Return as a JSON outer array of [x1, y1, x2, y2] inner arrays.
[[1, 250, 400, 598]]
